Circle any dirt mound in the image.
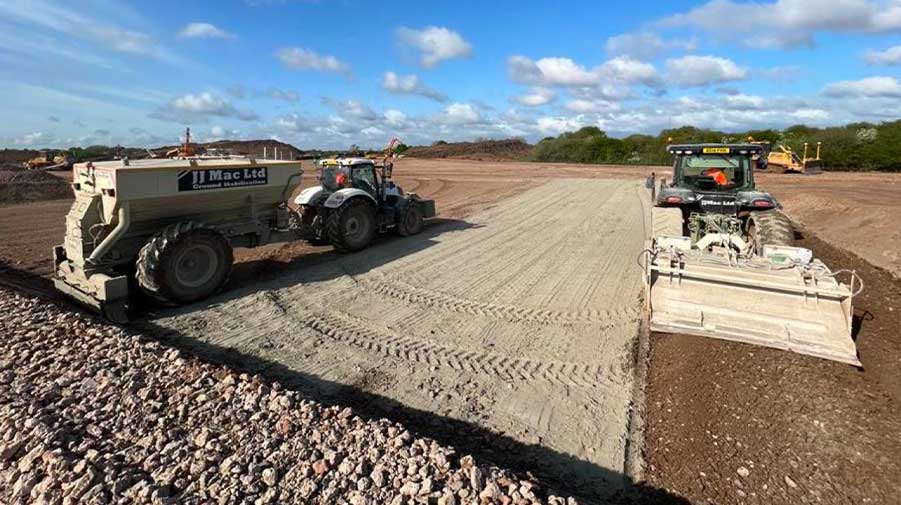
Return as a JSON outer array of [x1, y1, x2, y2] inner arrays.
[[0, 149, 41, 167], [152, 139, 304, 159], [0, 169, 72, 205], [405, 139, 533, 161]]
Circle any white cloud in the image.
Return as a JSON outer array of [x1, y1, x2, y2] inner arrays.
[[723, 93, 766, 110], [823, 76, 901, 97], [383, 109, 410, 128], [666, 55, 748, 87], [396, 26, 472, 68], [564, 99, 619, 113], [211, 126, 225, 137], [536, 116, 588, 135], [864, 45, 901, 65], [512, 87, 555, 106], [658, 0, 901, 49], [276, 47, 351, 75], [178, 22, 234, 39], [508, 55, 661, 89], [151, 92, 259, 123], [324, 99, 378, 121], [267, 88, 299, 102], [604, 31, 697, 60], [381, 72, 447, 102], [14, 132, 48, 146], [275, 113, 311, 132], [438, 103, 482, 125]]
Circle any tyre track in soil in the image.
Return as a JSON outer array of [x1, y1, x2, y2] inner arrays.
[[143, 178, 649, 501]]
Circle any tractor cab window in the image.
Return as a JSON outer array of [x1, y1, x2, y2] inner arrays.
[[351, 164, 377, 193], [320, 166, 349, 190], [678, 155, 748, 190]]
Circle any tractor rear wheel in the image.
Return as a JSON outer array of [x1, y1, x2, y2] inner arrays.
[[136, 222, 233, 305], [326, 199, 376, 252], [749, 210, 793, 254], [396, 203, 424, 237]]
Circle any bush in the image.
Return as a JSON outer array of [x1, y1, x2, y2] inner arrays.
[[530, 120, 901, 171]]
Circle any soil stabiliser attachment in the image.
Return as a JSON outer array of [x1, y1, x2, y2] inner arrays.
[[643, 144, 861, 366]]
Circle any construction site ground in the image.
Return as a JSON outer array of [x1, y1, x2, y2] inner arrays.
[[1, 159, 899, 504]]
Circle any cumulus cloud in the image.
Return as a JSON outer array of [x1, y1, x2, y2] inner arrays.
[[267, 88, 299, 102], [657, 0, 901, 49], [274, 113, 312, 132], [381, 72, 447, 102], [324, 99, 378, 122], [665, 55, 748, 87], [604, 31, 697, 61], [47, 115, 60, 123], [508, 55, 661, 89], [564, 99, 620, 113], [536, 116, 589, 135], [14, 132, 49, 146], [512, 87, 556, 106], [436, 103, 482, 125], [396, 26, 472, 68], [151, 92, 259, 123], [276, 47, 351, 75], [823, 76, 901, 97], [864, 45, 901, 65], [178, 22, 233, 39]]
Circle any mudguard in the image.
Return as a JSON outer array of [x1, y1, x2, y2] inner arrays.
[[294, 186, 325, 206], [322, 188, 377, 209]]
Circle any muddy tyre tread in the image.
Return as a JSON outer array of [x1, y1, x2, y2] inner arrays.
[[751, 210, 793, 251], [326, 199, 376, 252], [135, 221, 233, 305]]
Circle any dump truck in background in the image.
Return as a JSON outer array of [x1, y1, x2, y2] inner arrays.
[[644, 144, 860, 365], [54, 154, 435, 322]]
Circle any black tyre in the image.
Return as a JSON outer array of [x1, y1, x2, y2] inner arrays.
[[326, 199, 376, 252], [136, 222, 233, 305], [396, 203, 424, 237], [749, 210, 793, 254]]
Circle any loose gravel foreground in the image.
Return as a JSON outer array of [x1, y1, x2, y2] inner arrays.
[[0, 286, 585, 505]]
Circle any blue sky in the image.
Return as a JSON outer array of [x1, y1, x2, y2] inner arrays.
[[1, 0, 901, 149]]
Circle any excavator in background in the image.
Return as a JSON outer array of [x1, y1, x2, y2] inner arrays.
[[166, 127, 198, 158], [748, 137, 823, 174]]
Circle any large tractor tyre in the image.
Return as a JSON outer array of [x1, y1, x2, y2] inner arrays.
[[326, 199, 377, 252], [136, 222, 234, 305], [749, 210, 793, 254], [396, 203, 424, 237], [651, 207, 685, 238]]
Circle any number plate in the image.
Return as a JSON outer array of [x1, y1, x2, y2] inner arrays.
[[702, 147, 731, 154]]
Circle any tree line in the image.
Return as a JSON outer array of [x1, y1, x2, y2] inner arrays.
[[530, 120, 901, 171]]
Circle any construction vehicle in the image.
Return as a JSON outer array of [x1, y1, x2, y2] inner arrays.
[[293, 156, 435, 250], [165, 128, 198, 158], [54, 153, 435, 323], [23, 150, 73, 171], [766, 142, 822, 174], [644, 144, 860, 365]]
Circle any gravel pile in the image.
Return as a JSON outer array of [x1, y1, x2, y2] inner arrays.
[[0, 287, 578, 505]]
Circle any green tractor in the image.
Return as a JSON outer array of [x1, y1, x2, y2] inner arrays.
[[644, 144, 861, 366], [293, 157, 436, 251]]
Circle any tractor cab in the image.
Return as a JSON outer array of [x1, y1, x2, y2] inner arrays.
[[317, 158, 400, 203], [669, 144, 759, 192]]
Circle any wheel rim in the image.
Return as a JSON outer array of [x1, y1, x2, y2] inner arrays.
[[345, 216, 362, 238], [173, 244, 218, 288]]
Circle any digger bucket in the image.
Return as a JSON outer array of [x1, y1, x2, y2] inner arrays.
[[645, 250, 860, 366]]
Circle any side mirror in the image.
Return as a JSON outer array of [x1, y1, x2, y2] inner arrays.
[[644, 172, 655, 189], [382, 162, 393, 179]]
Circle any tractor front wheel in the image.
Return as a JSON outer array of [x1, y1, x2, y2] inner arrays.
[[136, 222, 233, 305], [396, 203, 424, 237], [326, 199, 377, 252]]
